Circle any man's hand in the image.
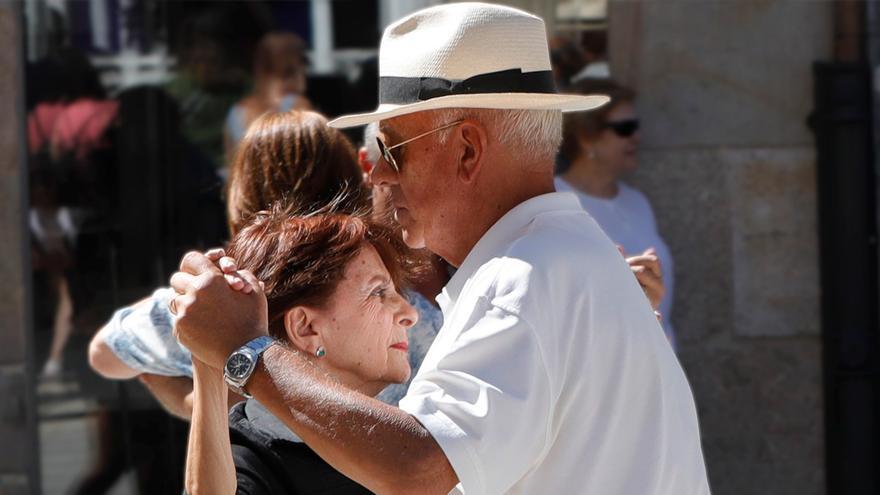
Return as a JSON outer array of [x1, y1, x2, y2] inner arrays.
[[170, 250, 269, 369], [622, 247, 665, 311]]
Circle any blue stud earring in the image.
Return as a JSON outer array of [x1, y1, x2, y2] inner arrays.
[[316, 346, 326, 358]]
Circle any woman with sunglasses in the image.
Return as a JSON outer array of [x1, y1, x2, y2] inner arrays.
[[556, 78, 677, 348]]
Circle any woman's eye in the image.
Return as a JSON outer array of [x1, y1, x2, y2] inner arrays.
[[371, 287, 388, 298]]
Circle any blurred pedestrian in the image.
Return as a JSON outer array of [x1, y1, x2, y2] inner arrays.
[[557, 77, 677, 347], [223, 32, 312, 161], [28, 46, 117, 377]]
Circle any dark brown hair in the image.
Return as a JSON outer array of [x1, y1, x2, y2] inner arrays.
[[225, 204, 421, 340], [560, 78, 636, 162], [225, 110, 366, 234]]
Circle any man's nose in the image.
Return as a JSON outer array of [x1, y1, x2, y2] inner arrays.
[[370, 156, 398, 187]]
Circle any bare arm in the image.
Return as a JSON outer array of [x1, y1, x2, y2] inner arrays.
[[248, 345, 457, 495], [624, 247, 665, 311], [138, 374, 195, 420], [137, 374, 245, 421], [172, 252, 458, 495], [88, 302, 149, 379], [185, 358, 237, 495]]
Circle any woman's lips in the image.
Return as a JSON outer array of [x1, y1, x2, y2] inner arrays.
[[390, 342, 409, 352]]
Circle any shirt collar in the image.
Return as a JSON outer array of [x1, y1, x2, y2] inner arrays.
[[436, 192, 583, 313]]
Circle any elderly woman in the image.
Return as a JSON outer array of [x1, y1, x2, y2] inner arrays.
[[88, 110, 441, 416], [186, 207, 419, 494], [556, 78, 676, 347]]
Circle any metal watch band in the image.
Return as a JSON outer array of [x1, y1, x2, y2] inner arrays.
[[224, 335, 277, 398], [243, 335, 277, 355]]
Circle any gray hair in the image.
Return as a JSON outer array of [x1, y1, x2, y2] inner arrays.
[[430, 108, 563, 163]]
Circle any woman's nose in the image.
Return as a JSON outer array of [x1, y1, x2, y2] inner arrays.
[[396, 294, 419, 329]]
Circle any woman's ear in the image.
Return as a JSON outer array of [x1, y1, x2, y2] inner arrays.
[[578, 135, 597, 160], [283, 306, 321, 356]]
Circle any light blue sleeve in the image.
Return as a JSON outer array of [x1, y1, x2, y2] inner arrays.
[[103, 288, 193, 377]]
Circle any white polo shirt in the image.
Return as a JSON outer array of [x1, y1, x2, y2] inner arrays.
[[399, 193, 709, 495]]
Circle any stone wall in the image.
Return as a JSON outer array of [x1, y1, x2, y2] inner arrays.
[[608, 1, 829, 493], [0, 2, 41, 494]]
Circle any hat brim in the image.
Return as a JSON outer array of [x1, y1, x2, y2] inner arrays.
[[327, 93, 609, 128]]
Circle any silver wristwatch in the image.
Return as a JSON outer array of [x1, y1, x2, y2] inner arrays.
[[223, 335, 277, 398]]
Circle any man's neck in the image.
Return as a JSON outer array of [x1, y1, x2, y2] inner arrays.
[[435, 168, 555, 267]]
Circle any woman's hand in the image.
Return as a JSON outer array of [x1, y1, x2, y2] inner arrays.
[[206, 248, 263, 294], [170, 250, 268, 369], [622, 247, 665, 311]]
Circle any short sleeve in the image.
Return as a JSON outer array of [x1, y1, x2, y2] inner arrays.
[[103, 288, 193, 377], [398, 302, 552, 495]]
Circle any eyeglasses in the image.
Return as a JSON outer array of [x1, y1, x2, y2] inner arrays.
[[375, 120, 464, 173], [604, 119, 640, 138]]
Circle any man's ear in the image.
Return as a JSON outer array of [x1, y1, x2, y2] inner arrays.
[[456, 120, 488, 183], [283, 306, 322, 356]]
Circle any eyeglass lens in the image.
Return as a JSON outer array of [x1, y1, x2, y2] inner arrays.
[[376, 137, 399, 172]]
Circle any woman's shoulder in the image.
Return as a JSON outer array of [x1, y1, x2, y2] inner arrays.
[[617, 182, 658, 216], [553, 175, 574, 193], [230, 402, 373, 494]]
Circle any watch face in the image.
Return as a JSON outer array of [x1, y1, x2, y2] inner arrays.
[[227, 352, 253, 379]]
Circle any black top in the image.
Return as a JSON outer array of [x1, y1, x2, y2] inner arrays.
[[228, 400, 374, 495]]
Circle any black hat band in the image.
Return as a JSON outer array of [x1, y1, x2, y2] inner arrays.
[[379, 68, 557, 105]]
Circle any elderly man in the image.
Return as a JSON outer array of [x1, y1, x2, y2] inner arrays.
[[171, 3, 710, 494]]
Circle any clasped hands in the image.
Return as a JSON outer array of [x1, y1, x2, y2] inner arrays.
[[169, 249, 268, 370]]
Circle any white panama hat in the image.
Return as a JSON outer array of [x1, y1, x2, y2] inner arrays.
[[328, 2, 609, 128]]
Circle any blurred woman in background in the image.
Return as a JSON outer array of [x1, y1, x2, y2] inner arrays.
[[223, 32, 312, 162], [557, 78, 676, 347]]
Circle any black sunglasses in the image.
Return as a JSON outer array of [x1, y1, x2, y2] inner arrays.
[[604, 119, 640, 138]]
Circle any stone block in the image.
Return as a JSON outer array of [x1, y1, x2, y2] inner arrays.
[[0, 3, 27, 366], [681, 338, 824, 495], [0, 176, 26, 366], [726, 147, 820, 337], [627, 147, 735, 346], [0, 5, 21, 178], [0, 474, 33, 495], [627, 145, 821, 338], [0, 368, 35, 473], [609, 0, 832, 149]]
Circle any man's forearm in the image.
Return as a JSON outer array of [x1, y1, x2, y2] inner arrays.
[[248, 345, 458, 495]]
